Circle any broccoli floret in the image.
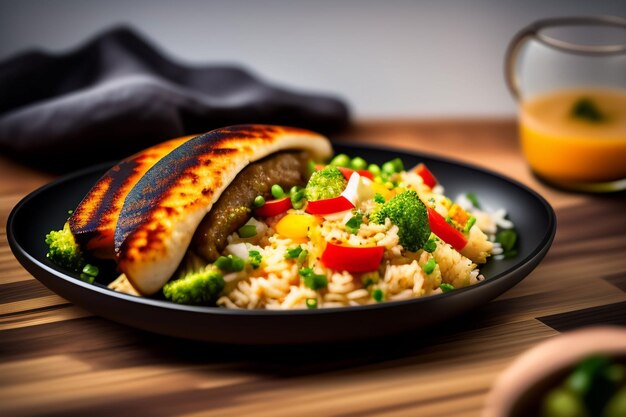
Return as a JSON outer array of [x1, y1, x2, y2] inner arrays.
[[305, 166, 347, 201], [45, 222, 85, 272], [370, 190, 431, 251], [163, 268, 225, 305]]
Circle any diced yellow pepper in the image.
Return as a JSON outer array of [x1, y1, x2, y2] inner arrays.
[[371, 182, 393, 201], [448, 203, 470, 226], [275, 213, 321, 239]]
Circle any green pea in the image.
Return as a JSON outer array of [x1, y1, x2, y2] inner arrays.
[[271, 184, 285, 199], [391, 157, 404, 172], [350, 157, 367, 170], [214, 256, 232, 271], [253, 195, 265, 208], [541, 388, 587, 417], [421, 258, 436, 274], [329, 154, 351, 167], [424, 239, 437, 253], [372, 289, 384, 302], [382, 161, 396, 176], [230, 256, 245, 272], [368, 164, 381, 175]]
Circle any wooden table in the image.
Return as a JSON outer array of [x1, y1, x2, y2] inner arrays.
[[1, 120, 625, 417]]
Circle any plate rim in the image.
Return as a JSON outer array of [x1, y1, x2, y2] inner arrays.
[[7, 141, 557, 317]]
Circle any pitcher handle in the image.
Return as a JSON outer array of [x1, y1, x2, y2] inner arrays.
[[504, 16, 626, 101]]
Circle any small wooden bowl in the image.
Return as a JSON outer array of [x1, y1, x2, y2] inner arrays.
[[483, 326, 626, 417]]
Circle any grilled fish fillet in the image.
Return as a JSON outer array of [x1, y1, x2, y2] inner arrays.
[[115, 125, 332, 295], [69, 136, 193, 259]]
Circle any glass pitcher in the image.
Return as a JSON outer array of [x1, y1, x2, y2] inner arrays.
[[505, 16, 626, 192]]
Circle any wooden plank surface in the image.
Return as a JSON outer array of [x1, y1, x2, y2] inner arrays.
[[1, 119, 625, 417]]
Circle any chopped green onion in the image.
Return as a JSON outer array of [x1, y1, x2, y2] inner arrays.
[[292, 199, 305, 210], [238, 224, 257, 238], [361, 272, 379, 288], [215, 255, 245, 272], [440, 283, 454, 293], [79, 273, 95, 284], [421, 258, 436, 274], [67, 209, 74, 215], [290, 189, 306, 204], [285, 246, 303, 259], [290, 185, 300, 195], [82, 263, 99, 277], [248, 250, 262, 269], [329, 154, 351, 167], [350, 157, 367, 170], [80, 263, 98, 283], [464, 216, 477, 233], [372, 288, 384, 302], [374, 193, 385, 204], [306, 298, 318, 309], [271, 184, 285, 199], [496, 229, 517, 252], [297, 249, 309, 264], [465, 192, 481, 209], [345, 213, 363, 234], [299, 267, 328, 290], [424, 239, 437, 253], [253, 195, 265, 208]]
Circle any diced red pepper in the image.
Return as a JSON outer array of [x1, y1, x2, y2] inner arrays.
[[427, 207, 467, 251], [414, 163, 437, 188], [254, 197, 292, 217], [321, 242, 384, 272], [305, 195, 354, 215], [340, 167, 374, 180]]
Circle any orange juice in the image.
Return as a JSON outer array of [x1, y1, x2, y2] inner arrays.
[[519, 88, 626, 185]]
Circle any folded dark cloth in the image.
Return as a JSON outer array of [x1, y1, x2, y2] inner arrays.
[[0, 27, 349, 170]]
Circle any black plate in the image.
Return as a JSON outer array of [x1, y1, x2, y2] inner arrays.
[[7, 143, 556, 345]]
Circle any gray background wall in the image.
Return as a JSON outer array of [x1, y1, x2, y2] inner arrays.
[[1, 0, 624, 118]]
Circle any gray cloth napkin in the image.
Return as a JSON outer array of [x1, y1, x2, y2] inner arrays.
[[0, 27, 349, 170]]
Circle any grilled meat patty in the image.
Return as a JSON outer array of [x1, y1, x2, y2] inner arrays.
[[191, 151, 310, 261]]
